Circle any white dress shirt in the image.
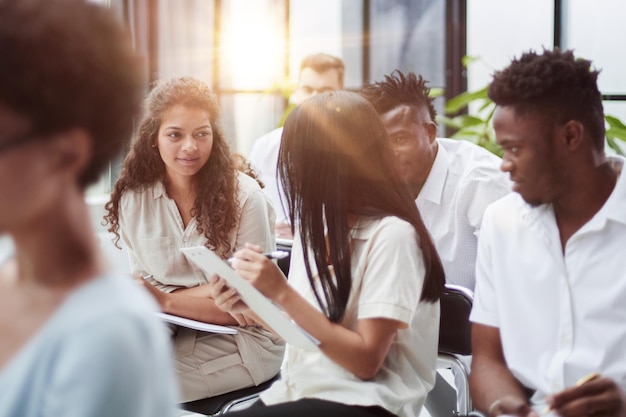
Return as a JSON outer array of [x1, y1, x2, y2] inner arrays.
[[417, 139, 511, 290], [248, 127, 288, 222], [470, 156, 626, 412], [118, 171, 275, 292], [261, 216, 439, 417]]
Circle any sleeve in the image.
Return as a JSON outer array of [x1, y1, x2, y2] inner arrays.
[[43, 312, 179, 417], [469, 203, 500, 327], [358, 220, 423, 326], [118, 192, 145, 277], [118, 192, 181, 293], [235, 178, 276, 253], [461, 165, 512, 236]]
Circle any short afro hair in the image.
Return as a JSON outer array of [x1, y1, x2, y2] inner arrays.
[[360, 70, 437, 124], [488, 48, 605, 150]]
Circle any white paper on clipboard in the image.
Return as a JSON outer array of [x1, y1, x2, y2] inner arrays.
[[181, 246, 320, 351]]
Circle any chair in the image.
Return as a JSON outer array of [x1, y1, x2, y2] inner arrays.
[[275, 238, 293, 277], [181, 373, 280, 416], [426, 284, 474, 417]]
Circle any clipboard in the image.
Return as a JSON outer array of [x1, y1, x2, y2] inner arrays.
[[181, 246, 320, 351]]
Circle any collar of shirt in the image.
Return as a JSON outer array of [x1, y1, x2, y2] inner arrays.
[[603, 156, 626, 225], [418, 139, 449, 205], [152, 181, 167, 199], [521, 155, 626, 236]]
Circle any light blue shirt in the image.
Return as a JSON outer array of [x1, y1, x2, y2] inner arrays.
[[0, 273, 180, 417]]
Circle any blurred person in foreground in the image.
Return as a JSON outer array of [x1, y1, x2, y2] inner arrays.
[[470, 48, 626, 417], [0, 0, 179, 416]]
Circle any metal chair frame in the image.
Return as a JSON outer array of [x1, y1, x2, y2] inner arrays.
[[429, 284, 474, 416]]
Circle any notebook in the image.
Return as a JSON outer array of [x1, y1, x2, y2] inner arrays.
[[156, 312, 237, 334]]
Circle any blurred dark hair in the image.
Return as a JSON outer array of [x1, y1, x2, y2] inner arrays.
[[278, 90, 444, 322], [0, 0, 142, 188], [488, 48, 605, 150]]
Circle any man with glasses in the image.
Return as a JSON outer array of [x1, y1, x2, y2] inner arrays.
[[249, 53, 345, 238]]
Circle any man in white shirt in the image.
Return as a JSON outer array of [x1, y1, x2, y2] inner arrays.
[[361, 70, 511, 291], [249, 53, 345, 238], [469, 48, 626, 417]]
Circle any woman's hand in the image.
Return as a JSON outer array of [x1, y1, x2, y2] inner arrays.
[[230, 243, 290, 303], [206, 274, 259, 327]]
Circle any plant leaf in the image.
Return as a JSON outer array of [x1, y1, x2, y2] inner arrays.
[[606, 114, 626, 131], [606, 126, 626, 141], [459, 115, 485, 127], [437, 115, 463, 129], [462, 55, 480, 68], [445, 87, 488, 114], [606, 137, 626, 156], [479, 99, 494, 113], [429, 87, 445, 98]]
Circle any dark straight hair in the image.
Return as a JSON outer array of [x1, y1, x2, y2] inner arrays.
[[278, 91, 445, 323]]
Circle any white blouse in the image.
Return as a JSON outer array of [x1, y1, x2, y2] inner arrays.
[[118, 171, 275, 291], [261, 216, 440, 417]]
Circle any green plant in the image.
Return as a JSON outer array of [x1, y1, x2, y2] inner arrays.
[[437, 57, 626, 157], [437, 85, 502, 156]]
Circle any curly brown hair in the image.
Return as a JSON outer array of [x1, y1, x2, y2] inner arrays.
[[104, 76, 239, 258]]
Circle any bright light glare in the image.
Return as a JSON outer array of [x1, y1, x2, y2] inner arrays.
[[223, 2, 285, 90]]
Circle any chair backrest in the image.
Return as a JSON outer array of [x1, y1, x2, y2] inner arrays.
[[425, 284, 474, 417], [275, 238, 292, 277], [438, 284, 473, 356]]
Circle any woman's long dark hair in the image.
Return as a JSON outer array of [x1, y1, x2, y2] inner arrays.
[[278, 91, 444, 323], [104, 77, 239, 258]]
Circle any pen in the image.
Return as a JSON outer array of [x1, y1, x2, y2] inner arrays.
[[542, 372, 601, 415], [227, 250, 289, 263]]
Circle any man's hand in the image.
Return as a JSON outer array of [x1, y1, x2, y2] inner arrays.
[[546, 376, 626, 417]]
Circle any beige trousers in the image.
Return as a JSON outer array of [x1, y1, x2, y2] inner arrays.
[[173, 325, 285, 402]]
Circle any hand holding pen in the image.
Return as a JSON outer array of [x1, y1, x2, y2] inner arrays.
[[544, 372, 626, 417], [228, 243, 291, 302]]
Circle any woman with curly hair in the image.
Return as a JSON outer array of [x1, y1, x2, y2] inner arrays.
[[104, 76, 284, 403]]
